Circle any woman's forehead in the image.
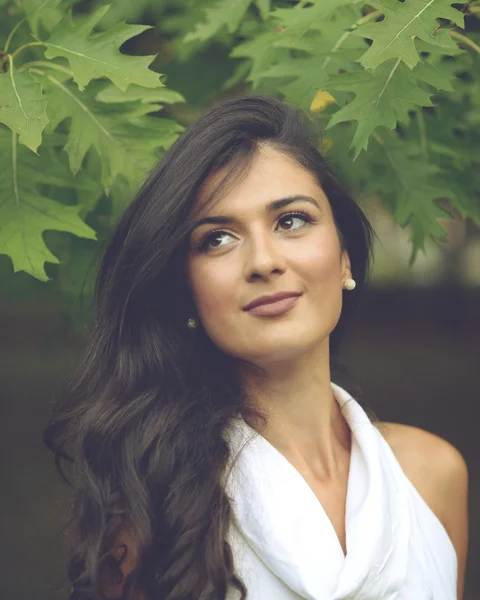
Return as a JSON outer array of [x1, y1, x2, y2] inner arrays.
[[194, 147, 322, 215]]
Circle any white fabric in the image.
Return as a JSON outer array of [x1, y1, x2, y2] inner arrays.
[[223, 382, 457, 600]]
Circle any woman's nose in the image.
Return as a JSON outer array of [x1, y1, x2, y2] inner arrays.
[[243, 232, 287, 281]]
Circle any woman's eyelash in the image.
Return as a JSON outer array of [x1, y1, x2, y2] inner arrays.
[[196, 210, 316, 252], [280, 210, 315, 226]]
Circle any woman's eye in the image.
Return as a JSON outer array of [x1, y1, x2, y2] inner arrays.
[[277, 212, 312, 231], [199, 231, 235, 252]]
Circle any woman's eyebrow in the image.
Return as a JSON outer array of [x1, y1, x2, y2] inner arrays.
[[190, 195, 320, 232]]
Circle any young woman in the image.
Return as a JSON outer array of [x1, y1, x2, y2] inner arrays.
[[44, 96, 468, 600]]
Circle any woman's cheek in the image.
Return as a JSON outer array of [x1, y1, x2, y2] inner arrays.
[[294, 242, 338, 285], [193, 263, 238, 320]]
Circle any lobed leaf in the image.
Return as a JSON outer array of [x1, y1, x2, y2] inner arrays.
[[22, 0, 74, 37], [0, 64, 49, 153], [184, 0, 252, 42], [43, 4, 163, 92], [95, 83, 185, 105], [247, 4, 367, 107], [256, 56, 332, 111], [352, 0, 465, 71], [325, 57, 456, 159], [43, 76, 184, 191], [254, 0, 271, 20], [230, 28, 292, 88], [366, 135, 460, 261], [0, 128, 96, 281], [270, 0, 362, 38]]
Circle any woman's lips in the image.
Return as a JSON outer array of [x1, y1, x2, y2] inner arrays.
[[246, 295, 300, 317]]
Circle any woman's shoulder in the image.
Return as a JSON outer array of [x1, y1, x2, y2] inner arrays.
[[376, 420, 467, 473], [375, 420, 468, 597], [375, 421, 468, 523]]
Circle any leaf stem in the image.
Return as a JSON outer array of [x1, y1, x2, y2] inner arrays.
[[10, 41, 46, 62], [7, 55, 29, 129], [34, 70, 117, 145], [322, 10, 382, 70], [448, 31, 480, 54], [377, 58, 401, 102], [352, 9, 383, 28], [18, 60, 73, 77], [4, 19, 25, 54]]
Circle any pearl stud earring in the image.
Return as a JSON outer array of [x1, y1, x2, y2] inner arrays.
[[343, 278, 356, 291]]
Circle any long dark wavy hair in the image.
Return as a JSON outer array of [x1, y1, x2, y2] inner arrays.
[[44, 95, 374, 600]]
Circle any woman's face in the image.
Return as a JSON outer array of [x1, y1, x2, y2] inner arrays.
[[186, 145, 352, 365]]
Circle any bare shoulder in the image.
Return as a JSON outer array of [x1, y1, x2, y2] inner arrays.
[[375, 421, 468, 523], [376, 421, 469, 598]]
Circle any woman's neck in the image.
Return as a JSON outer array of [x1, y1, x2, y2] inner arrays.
[[237, 348, 351, 480]]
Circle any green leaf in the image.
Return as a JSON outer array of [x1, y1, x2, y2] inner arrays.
[[0, 65, 49, 153], [91, 0, 156, 31], [442, 173, 480, 225], [43, 4, 163, 92], [184, 0, 252, 42], [257, 56, 332, 111], [367, 135, 457, 262], [254, 0, 271, 20], [236, 3, 366, 103], [44, 76, 183, 191], [402, 106, 472, 171], [254, 6, 368, 109], [95, 83, 185, 105], [352, 0, 465, 71], [230, 28, 291, 88], [270, 0, 361, 38], [317, 119, 374, 191], [161, 3, 215, 63], [55, 234, 100, 302], [409, 58, 456, 93], [271, 4, 365, 59], [109, 175, 134, 222], [0, 128, 96, 281], [221, 59, 252, 91], [325, 58, 454, 159], [48, 148, 105, 217], [22, 0, 74, 37]]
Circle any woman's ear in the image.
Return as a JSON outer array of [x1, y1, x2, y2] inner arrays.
[[341, 250, 352, 281]]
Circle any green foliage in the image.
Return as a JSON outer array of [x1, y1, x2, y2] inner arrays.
[[324, 57, 455, 156], [0, 0, 479, 316], [45, 78, 182, 190], [224, 0, 480, 258], [43, 5, 164, 92], [185, 0, 271, 42], [0, 128, 96, 280], [0, 0, 185, 289], [351, 0, 465, 70], [22, 0, 73, 38], [0, 65, 49, 151]]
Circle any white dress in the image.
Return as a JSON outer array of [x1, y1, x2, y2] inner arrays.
[[223, 382, 457, 600]]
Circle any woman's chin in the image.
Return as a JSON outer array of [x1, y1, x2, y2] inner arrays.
[[211, 322, 330, 364], [237, 339, 316, 366]]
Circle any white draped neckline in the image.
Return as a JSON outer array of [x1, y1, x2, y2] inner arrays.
[[222, 382, 451, 599]]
